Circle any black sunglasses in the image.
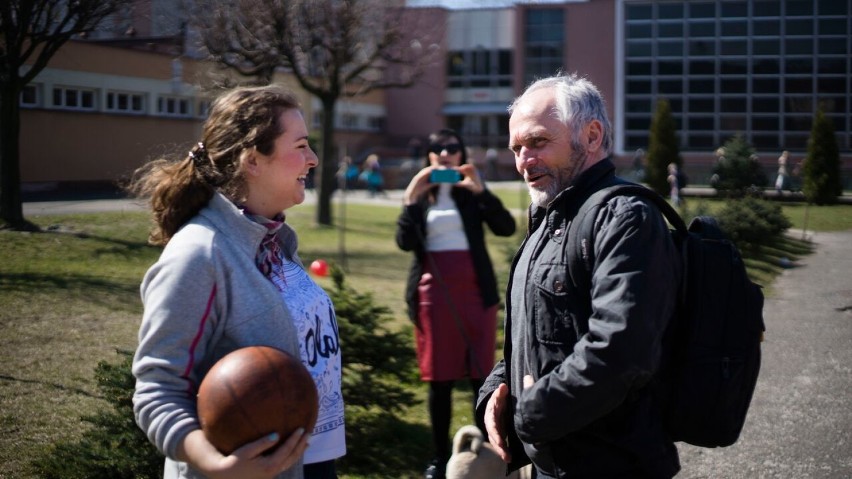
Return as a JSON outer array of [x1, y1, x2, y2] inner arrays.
[[428, 143, 462, 155]]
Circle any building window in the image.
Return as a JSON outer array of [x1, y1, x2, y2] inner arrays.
[[367, 116, 385, 131], [623, 0, 851, 157], [340, 113, 359, 129], [106, 91, 145, 114], [447, 49, 513, 88], [53, 86, 96, 111], [158, 95, 191, 117], [446, 114, 510, 149], [20, 84, 40, 108], [524, 8, 564, 86]]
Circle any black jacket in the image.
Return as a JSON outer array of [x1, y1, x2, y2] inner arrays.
[[476, 159, 682, 478], [395, 186, 516, 325]]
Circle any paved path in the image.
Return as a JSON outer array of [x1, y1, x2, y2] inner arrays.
[[22, 191, 852, 478], [677, 229, 852, 478]]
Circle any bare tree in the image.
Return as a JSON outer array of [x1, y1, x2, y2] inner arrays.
[[193, 0, 438, 225], [0, 0, 132, 230]]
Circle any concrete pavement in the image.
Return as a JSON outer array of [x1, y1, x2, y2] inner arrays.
[[676, 229, 852, 478]]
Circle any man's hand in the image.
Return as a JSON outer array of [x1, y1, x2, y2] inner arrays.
[[484, 383, 512, 463]]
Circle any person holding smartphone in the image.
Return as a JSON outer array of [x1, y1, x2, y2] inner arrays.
[[396, 128, 516, 479]]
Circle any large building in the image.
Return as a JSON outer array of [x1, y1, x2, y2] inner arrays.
[[393, 0, 851, 184], [18, 0, 852, 191]]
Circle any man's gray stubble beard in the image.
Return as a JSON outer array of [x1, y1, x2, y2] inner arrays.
[[527, 145, 588, 208]]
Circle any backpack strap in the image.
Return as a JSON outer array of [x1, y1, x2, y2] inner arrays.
[[566, 184, 688, 292]]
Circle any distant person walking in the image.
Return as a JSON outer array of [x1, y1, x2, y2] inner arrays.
[[632, 147, 645, 182], [337, 155, 358, 191], [667, 162, 682, 207], [776, 150, 789, 194], [360, 154, 386, 197], [485, 147, 499, 180]]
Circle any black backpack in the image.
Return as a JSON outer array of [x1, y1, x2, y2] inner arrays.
[[567, 184, 765, 448]]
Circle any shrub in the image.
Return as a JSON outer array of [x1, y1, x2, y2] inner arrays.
[[324, 266, 419, 475], [327, 265, 417, 414], [715, 196, 792, 252], [646, 99, 683, 195], [711, 134, 768, 197], [677, 199, 712, 221], [802, 109, 842, 205]]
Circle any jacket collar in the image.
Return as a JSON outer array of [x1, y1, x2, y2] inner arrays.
[[199, 192, 299, 261]]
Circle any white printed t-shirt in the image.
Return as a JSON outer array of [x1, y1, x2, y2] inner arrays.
[[270, 256, 346, 464]]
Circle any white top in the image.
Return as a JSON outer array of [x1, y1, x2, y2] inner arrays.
[[425, 184, 470, 252], [270, 257, 346, 464]]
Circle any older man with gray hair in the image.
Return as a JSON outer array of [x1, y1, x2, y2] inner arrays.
[[476, 73, 682, 478]]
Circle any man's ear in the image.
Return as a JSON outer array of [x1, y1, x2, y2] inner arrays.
[[585, 120, 604, 153]]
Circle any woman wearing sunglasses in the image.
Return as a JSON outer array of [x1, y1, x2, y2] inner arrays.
[[395, 128, 516, 479]]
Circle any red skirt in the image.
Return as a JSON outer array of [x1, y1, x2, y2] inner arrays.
[[416, 250, 498, 381]]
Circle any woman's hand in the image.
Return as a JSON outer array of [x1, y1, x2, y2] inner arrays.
[[457, 164, 484, 195], [177, 427, 309, 479], [403, 166, 437, 205], [403, 163, 484, 205]]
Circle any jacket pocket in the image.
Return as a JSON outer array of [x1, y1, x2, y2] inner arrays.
[[532, 261, 578, 346]]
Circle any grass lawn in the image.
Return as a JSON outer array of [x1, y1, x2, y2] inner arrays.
[[0, 202, 519, 478], [1, 195, 849, 478]]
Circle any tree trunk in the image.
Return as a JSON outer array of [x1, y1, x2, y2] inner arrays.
[[315, 96, 337, 226], [0, 82, 26, 228]]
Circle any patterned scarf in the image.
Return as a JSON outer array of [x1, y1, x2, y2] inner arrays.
[[243, 210, 286, 280]]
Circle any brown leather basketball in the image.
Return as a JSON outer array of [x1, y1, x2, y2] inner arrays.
[[197, 345, 318, 455]]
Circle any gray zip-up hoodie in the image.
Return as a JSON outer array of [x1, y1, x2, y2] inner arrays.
[[132, 192, 304, 479]]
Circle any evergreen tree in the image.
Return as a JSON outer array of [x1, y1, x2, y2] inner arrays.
[[327, 266, 417, 415], [711, 134, 767, 197], [802, 109, 842, 205], [715, 196, 792, 252], [645, 99, 682, 195], [326, 266, 420, 474]]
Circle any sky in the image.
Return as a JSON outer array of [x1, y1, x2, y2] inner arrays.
[[406, 0, 570, 9]]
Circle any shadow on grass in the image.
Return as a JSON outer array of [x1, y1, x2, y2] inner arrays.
[[0, 272, 141, 313], [40, 228, 157, 252], [339, 411, 432, 478], [741, 234, 814, 289], [0, 374, 101, 400], [744, 235, 813, 268]]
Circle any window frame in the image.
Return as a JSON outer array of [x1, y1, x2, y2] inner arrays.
[[52, 86, 97, 111]]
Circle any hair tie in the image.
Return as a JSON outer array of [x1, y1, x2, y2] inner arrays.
[[188, 142, 208, 166], [189, 142, 227, 187]]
